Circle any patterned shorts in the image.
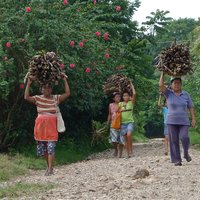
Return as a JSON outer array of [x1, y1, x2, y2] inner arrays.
[[36, 141, 56, 156], [109, 128, 123, 144]]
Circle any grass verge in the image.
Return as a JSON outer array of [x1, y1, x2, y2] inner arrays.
[[0, 154, 28, 182], [190, 131, 200, 148], [0, 182, 55, 199], [133, 131, 148, 143]]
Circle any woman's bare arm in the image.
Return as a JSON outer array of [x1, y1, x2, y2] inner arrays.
[[24, 79, 36, 104], [130, 82, 136, 103], [59, 76, 70, 104], [159, 72, 167, 93]]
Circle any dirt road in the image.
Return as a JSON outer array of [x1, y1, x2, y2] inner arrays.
[[12, 139, 200, 199]]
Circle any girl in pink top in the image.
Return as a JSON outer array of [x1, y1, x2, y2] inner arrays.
[[107, 92, 124, 158]]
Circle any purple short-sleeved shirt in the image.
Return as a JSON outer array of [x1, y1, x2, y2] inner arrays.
[[163, 88, 194, 125]]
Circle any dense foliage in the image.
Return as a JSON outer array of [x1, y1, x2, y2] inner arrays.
[[0, 0, 153, 150], [1, 0, 200, 150]]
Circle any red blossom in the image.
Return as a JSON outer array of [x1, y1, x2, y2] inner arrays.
[[103, 33, 109, 41], [19, 83, 25, 90], [85, 68, 91, 73], [116, 6, 121, 11], [25, 7, 31, 13], [69, 41, 75, 47], [79, 42, 84, 47], [105, 53, 110, 58], [93, 0, 97, 5], [95, 31, 101, 37], [6, 42, 11, 48], [59, 63, 65, 69], [69, 63, 75, 69], [63, 0, 69, 5]]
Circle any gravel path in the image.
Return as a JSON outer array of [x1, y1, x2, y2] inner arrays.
[[11, 139, 200, 199]]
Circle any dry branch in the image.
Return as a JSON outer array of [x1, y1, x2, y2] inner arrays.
[[102, 74, 132, 96], [155, 43, 193, 76], [25, 52, 67, 85]]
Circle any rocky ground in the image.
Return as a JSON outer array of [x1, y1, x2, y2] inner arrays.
[[5, 139, 200, 200]]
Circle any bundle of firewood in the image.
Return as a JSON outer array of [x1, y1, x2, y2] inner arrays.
[[102, 74, 132, 96], [155, 43, 193, 76], [25, 52, 67, 85]]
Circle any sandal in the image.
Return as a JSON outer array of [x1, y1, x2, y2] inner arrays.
[[45, 169, 50, 176], [184, 155, 192, 162], [44, 168, 54, 176], [174, 162, 182, 166]]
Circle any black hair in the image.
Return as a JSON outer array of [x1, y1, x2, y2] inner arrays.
[[113, 92, 120, 98], [170, 77, 182, 84], [40, 83, 52, 92], [122, 89, 130, 96]]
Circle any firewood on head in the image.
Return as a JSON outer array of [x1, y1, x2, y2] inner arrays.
[[25, 51, 67, 85], [155, 43, 193, 76], [103, 74, 133, 96]]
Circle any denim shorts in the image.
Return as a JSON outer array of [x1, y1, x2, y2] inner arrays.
[[120, 122, 134, 136], [36, 141, 56, 156]]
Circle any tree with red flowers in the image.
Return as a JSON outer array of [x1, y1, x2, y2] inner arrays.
[[0, 0, 150, 149]]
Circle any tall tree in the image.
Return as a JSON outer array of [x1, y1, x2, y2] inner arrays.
[[142, 9, 172, 36]]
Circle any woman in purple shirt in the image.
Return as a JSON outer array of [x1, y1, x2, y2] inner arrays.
[[159, 72, 196, 166]]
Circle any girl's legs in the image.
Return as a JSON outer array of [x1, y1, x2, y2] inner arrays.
[[127, 131, 133, 155], [119, 144, 124, 158], [44, 154, 48, 166], [110, 129, 119, 157], [44, 154, 54, 175], [112, 142, 118, 157], [48, 154, 55, 173], [123, 134, 130, 158], [44, 142, 56, 175]]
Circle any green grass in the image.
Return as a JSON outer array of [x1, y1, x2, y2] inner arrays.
[[0, 182, 55, 199], [133, 132, 148, 143], [0, 154, 28, 182], [190, 131, 200, 148]]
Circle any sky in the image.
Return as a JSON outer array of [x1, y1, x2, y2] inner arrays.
[[132, 0, 200, 24]]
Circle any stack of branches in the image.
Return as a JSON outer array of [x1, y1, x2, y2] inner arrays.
[[102, 74, 132, 96], [25, 52, 67, 85], [155, 43, 193, 76]]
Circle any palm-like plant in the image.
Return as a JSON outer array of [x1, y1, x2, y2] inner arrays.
[[142, 9, 172, 36]]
